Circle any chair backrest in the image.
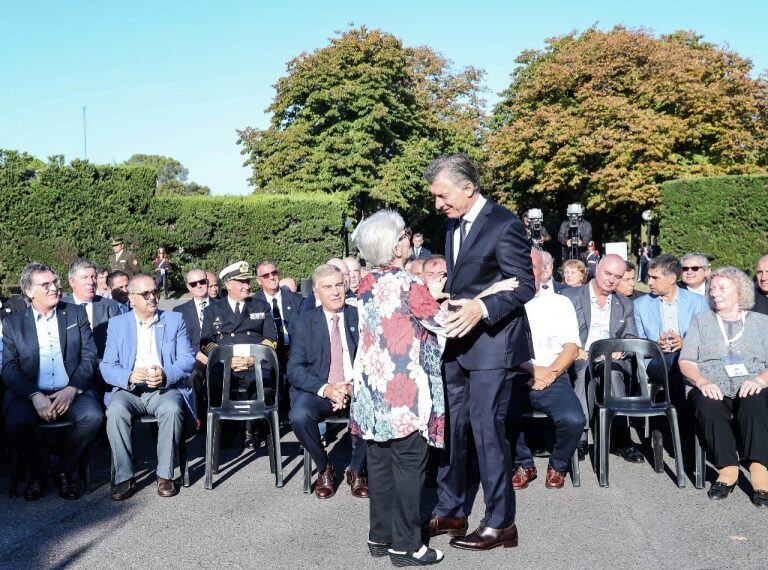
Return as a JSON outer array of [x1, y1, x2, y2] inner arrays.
[[300, 278, 313, 298], [206, 343, 280, 409], [588, 338, 670, 403]]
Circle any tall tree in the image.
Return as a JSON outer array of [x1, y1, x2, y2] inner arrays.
[[237, 26, 485, 225], [485, 27, 768, 238], [123, 154, 210, 195]]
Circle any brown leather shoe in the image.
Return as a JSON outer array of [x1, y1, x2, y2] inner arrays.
[[157, 477, 178, 497], [426, 513, 469, 537], [24, 478, 45, 501], [346, 468, 369, 499], [512, 465, 537, 490], [314, 464, 335, 499], [111, 478, 137, 501], [449, 523, 519, 551], [545, 465, 566, 489], [58, 472, 79, 500]]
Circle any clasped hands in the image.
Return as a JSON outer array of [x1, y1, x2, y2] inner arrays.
[[129, 365, 166, 388], [657, 330, 683, 353], [231, 356, 255, 373], [31, 386, 77, 422], [324, 382, 352, 411], [527, 365, 558, 391]]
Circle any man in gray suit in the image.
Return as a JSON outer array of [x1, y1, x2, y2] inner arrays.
[[561, 254, 644, 463]]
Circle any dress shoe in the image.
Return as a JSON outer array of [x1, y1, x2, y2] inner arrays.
[[752, 489, 768, 508], [545, 465, 566, 489], [707, 480, 737, 500], [367, 541, 391, 558], [157, 477, 178, 497], [449, 523, 518, 551], [244, 428, 266, 449], [58, 472, 79, 500], [512, 465, 537, 490], [346, 468, 369, 498], [577, 441, 588, 461], [613, 445, 645, 464], [24, 478, 45, 501], [314, 464, 336, 499], [111, 478, 137, 501], [389, 547, 444, 567], [426, 513, 468, 537]]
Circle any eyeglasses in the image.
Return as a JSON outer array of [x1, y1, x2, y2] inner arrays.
[[399, 227, 413, 242], [132, 289, 158, 300], [187, 279, 208, 288], [35, 280, 61, 291], [259, 270, 279, 279], [681, 266, 704, 272]]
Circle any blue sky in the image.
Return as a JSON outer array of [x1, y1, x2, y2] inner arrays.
[[2, 1, 765, 195]]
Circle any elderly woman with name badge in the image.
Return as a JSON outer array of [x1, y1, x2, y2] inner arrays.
[[679, 267, 768, 507]]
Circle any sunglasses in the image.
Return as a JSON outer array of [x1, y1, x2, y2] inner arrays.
[[681, 266, 704, 272], [133, 289, 158, 300], [259, 270, 279, 279], [187, 279, 208, 287]]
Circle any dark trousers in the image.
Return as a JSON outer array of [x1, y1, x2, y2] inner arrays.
[[689, 389, 768, 469], [3, 391, 103, 477], [509, 375, 586, 473], [435, 363, 514, 529], [647, 351, 693, 439], [207, 362, 275, 406], [368, 432, 427, 552], [289, 390, 367, 474]]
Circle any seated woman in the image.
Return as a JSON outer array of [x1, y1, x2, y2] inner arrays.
[[679, 267, 768, 507], [561, 259, 588, 288]]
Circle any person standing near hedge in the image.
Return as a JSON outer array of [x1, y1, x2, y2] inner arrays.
[[108, 237, 141, 278]]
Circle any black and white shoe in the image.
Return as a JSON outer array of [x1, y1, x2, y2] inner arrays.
[[389, 546, 444, 566], [367, 541, 391, 557]]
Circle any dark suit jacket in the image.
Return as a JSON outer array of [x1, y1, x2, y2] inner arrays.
[[561, 282, 638, 346], [287, 305, 358, 396], [753, 285, 768, 316], [108, 249, 141, 277], [61, 294, 121, 358], [679, 281, 710, 297], [173, 298, 209, 350], [444, 198, 535, 370], [200, 296, 278, 354], [253, 287, 305, 339], [1, 302, 97, 404], [301, 289, 356, 315], [413, 246, 432, 260]]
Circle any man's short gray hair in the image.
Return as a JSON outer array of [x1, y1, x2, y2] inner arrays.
[[68, 258, 97, 279], [127, 273, 154, 294], [185, 267, 207, 282], [424, 153, 480, 190], [312, 264, 343, 288], [20, 262, 57, 295], [540, 251, 554, 268], [710, 267, 755, 310], [681, 252, 710, 268], [354, 210, 405, 267]]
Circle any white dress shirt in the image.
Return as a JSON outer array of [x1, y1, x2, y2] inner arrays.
[[33, 308, 69, 391], [689, 282, 707, 296], [585, 282, 612, 351], [317, 309, 354, 396], [194, 297, 210, 329], [228, 296, 243, 315], [134, 313, 161, 369], [71, 294, 94, 329], [452, 194, 490, 319], [525, 290, 581, 366], [660, 289, 680, 334]]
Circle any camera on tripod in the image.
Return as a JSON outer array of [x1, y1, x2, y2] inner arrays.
[[526, 208, 544, 249], [564, 203, 584, 260]]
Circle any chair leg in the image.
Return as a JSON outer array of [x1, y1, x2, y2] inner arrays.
[[266, 420, 276, 475], [212, 419, 221, 475], [179, 436, 190, 488], [694, 432, 706, 490], [652, 423, 664, 474], [570, 446, 581, 487], [205, 413, 216, 490], [666, 407, 686, 488], [597, 408, 612, 487], [303, 446, 312, 494], [270, 411, 284, 488]]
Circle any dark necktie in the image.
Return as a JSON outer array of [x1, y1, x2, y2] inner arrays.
[[272, 298, 285, 345], [458, 218, 469, 251], [329, 314, 344, 384], [235, 301, 241, 318]]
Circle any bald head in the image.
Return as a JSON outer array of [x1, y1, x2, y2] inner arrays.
[[343, 256, 361, 292], [594, 254, 627, 295], [531, 248, 543, 292], [327, 258, 350, 290], [540, 251, 554, 282], [756, 254, 768, 295], [410, 259, 425, 281]]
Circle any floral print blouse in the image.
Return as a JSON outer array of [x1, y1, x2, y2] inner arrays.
[[349, 266, 448, 448]]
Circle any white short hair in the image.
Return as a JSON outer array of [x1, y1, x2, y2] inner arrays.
[[354, 210, 404, 267]]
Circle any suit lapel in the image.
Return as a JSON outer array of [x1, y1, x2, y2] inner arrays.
[[154, 311, 165, 364], [453, 200, 493, 275], [609, 295, 621, 334], [580, 285, 592, 344], [125, 314, 138, 372], [22, 308, 41, 381], [445, 219, 456, 281], [314, 309, 331, 374], [57, 304, 68, 361], [344, 305, 358, 361]]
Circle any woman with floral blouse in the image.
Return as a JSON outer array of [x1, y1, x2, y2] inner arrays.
[[350, 210, 449, 566]]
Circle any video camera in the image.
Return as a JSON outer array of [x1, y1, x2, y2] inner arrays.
[[526, 208, 544, 250], [564, 203, 584, 260]]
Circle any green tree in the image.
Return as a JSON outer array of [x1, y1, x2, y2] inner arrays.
[[237, 26, 485, 225], [123, 154, 210, 195], [485, 27, 768, 239]]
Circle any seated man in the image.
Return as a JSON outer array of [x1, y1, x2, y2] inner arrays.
[[753, 254, 768, 316], [562, 254, 643, 463], [2, 262, 101, 501], [510, 249, 585, 489], [107, 270, 131, 313], [101, 274, 195, 501], [301, 258, 355, 313], [679, 252, 711, 296], [539, 250, 565, 294], [616, 261, 646, 301], [288, 264, 367, 499]]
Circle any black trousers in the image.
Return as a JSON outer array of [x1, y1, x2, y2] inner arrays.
[[689, 388, 768, 469], [289, 390, 367, 474], [3, 391, 103, 477], [368, 432, 427, 552]]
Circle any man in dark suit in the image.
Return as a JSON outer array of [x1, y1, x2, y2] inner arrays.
[[679, 252, 711, 297], [62, 258, 122, 359], [108, 237, 141, 277], [2, 262, 101, 501], [616, 261, 646, 301], [425, 154, 535, 551], [412, 232, 432, 260], [288, 264, 367, 499], [561, 254, 643, 463], [754, 254, 768, 316], [200, 261, 278, 448], [301, 258, 355, 314]]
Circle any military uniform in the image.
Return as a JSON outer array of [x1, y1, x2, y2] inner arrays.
[[108, 238, 141, 277]]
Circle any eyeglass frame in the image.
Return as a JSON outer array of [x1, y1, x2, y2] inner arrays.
[[187, 279, 209, 288], [131, 289, 159, 300]]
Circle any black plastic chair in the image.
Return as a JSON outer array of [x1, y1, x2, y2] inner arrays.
[[109, 414, 190, 488], [204, 344, 283, 489], [693, 431, 707, 489], [520, 410, 581, 487], [302, 414, 349, 494], [8, 420, 92, 497], [589, 339, 685, 488]]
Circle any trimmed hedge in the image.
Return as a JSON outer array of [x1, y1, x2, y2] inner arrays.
[[0, 154, 347, 290], [659, 175, 768, 271]]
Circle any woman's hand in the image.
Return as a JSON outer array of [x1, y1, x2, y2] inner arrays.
[[476, 277, 519, 299], [698, 382, 724, 400], [738, 379, 765, 398]]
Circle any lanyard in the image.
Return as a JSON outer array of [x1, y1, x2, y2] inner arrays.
[[716, 311, 746, 350]]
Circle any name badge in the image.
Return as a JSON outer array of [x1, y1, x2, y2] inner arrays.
[[249, 312, 265, 320], [722, 352, 748, 378]]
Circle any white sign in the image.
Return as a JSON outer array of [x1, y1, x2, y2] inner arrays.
[[605, 242, 628, 261]]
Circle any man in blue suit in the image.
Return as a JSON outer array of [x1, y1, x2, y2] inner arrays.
[[101, 274, 195, 501], [288, 264, 367, 499], [426, 154, 535, 551], [2, 262, 101, 501]]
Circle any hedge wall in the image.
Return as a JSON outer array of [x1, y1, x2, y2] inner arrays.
[[0, 153, 348, 290], [659, 175, 768, 271]]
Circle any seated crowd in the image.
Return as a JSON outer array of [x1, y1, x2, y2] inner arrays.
[[2, 238, 768, 516]]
